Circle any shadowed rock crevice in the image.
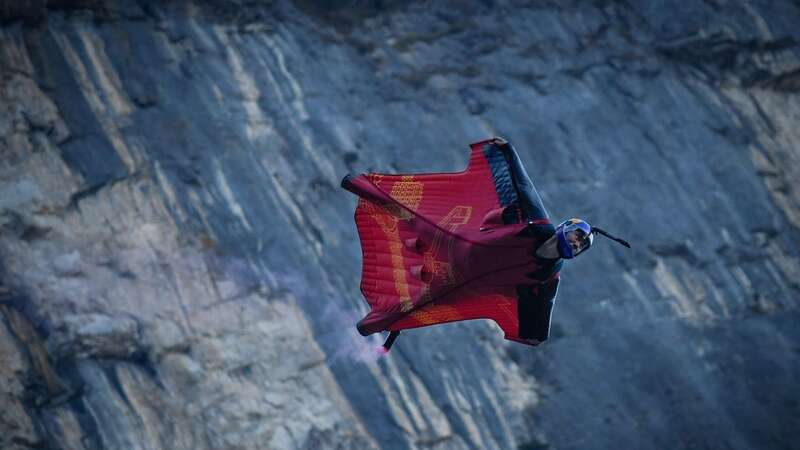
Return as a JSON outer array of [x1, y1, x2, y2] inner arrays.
[[656, 30, 800, 88]]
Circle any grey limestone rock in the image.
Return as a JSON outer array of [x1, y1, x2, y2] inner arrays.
[[0, 0, 799, 449]]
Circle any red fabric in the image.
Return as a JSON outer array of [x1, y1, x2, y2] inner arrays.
[[344, 141, 551, 344]]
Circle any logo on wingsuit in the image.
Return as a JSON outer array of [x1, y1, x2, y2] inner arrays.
[[365, 175, 472, 313]]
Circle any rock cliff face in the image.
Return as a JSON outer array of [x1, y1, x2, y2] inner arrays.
[[1, 1, 798, 449]]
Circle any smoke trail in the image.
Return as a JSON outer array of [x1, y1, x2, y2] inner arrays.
[[166, 249, 387, 365], [319, 301, 388, 366]]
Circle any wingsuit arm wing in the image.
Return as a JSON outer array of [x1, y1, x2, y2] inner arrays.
[[387, 275, 560, 346], [490, 139, 549, 222], [343, 138, 549, 228], [516, 276, 560, 343]]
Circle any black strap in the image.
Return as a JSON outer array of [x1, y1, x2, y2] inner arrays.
[[592, 227, 631, 248]]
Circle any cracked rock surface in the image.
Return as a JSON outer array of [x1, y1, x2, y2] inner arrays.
[[1, 1, 799, 449]]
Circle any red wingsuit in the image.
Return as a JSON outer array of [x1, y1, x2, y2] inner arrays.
[[342, 139, 562, 346]]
